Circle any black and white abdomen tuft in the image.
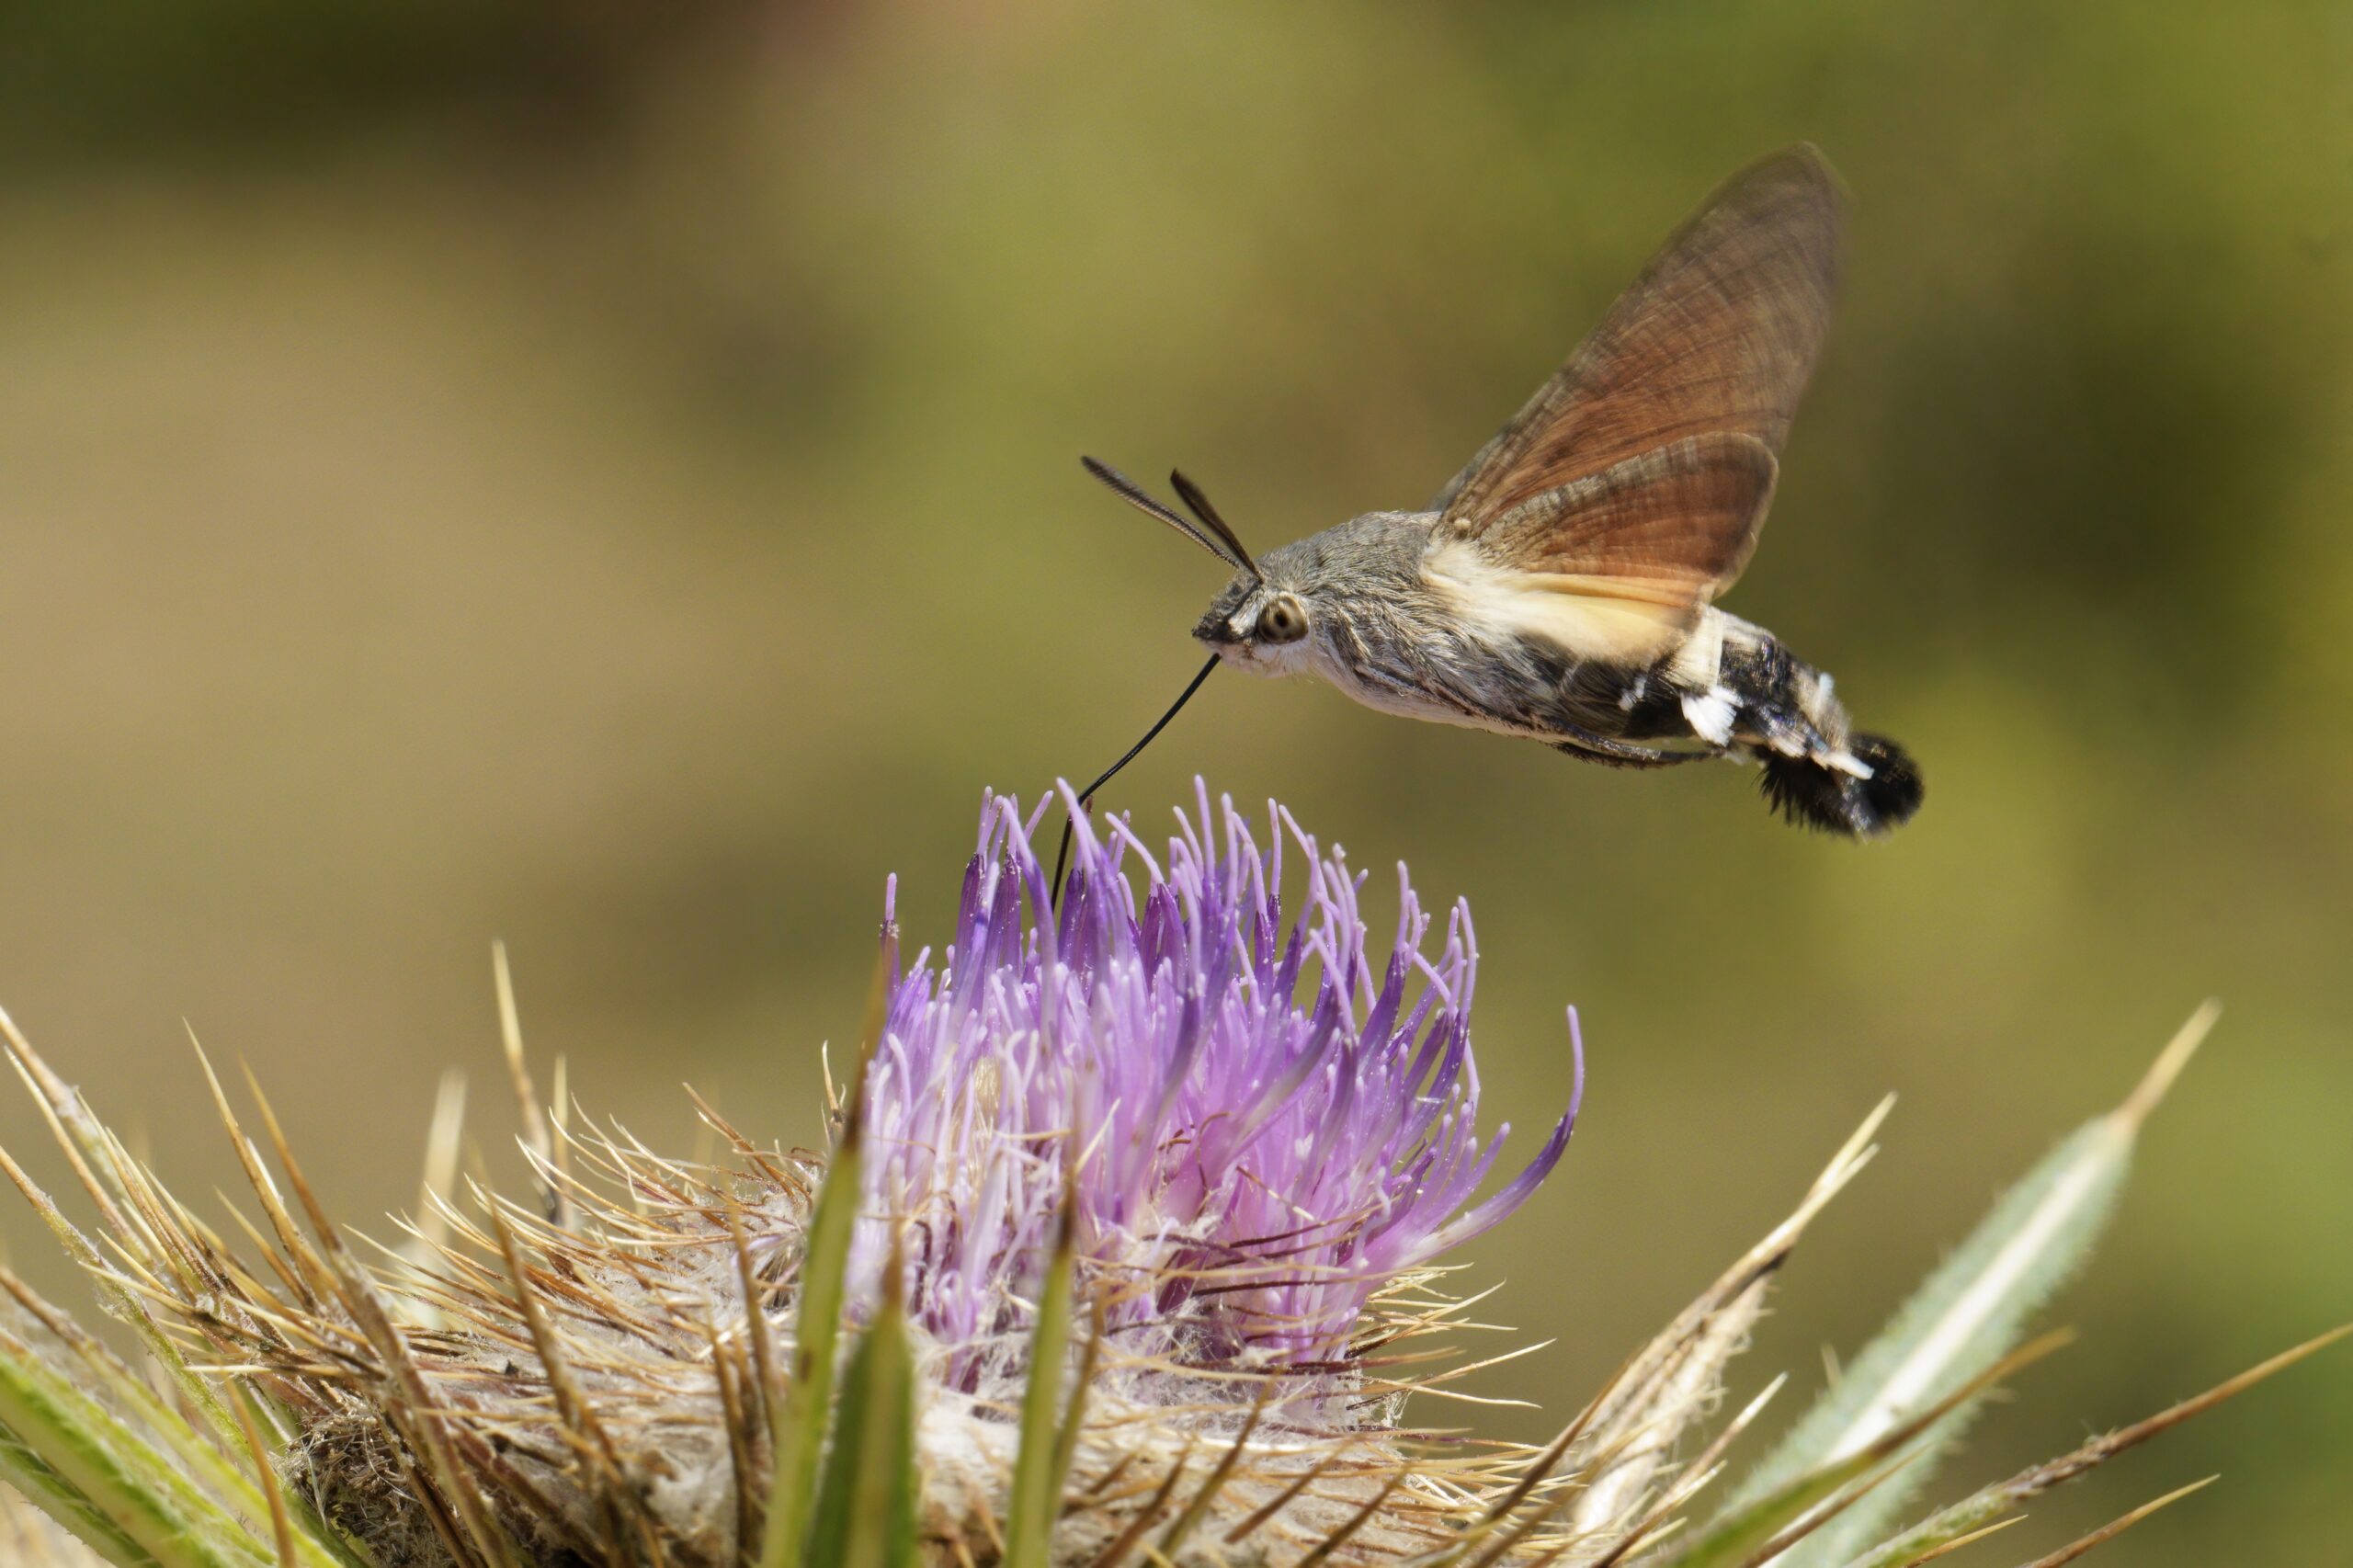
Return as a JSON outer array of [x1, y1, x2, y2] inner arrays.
[[1713, 617, 1923, 837], [1758, 733, 1924, 836]]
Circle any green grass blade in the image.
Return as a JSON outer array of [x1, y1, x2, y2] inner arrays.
[[0, 1269, 355, 1568], [0, 1333, 275, 1568], [1044, 1296, 1101, 1513], [761, 924, 897, 1568], [1718, 1006, 2214, 1568], [805, 1251, 919, 1568], [1001, 1202, 1077, 1568], [761, 1130, 863, 1568], [0, 1428, 168, 1568]]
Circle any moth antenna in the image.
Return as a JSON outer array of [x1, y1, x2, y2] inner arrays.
[[1051, 653, 1221, 913], [1081, 456, 1248, 573], [1168, 470, 1260, 580]]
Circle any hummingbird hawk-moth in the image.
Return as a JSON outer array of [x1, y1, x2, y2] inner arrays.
[[1073, 145, 1922, 841]]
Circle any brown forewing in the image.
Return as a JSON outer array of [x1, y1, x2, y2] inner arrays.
[[1475, 433, 1779, 611], [1437, 145, 1841, 602]]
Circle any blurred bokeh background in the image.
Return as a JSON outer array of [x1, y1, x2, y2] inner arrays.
[[3, 1, 2347, 1559]]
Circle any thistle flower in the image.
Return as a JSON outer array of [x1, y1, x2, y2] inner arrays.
[[0, 786, 2335, 1568], [854, 784, 1576, 1407]]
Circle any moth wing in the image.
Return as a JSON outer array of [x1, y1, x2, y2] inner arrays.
[[1430, 144, 1840, 608], [1468, 433, 1779, 614]]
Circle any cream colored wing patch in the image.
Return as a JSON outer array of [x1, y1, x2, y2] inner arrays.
[[1424, 537, 1692, 665]]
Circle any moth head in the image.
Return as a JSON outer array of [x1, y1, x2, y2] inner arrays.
[[1077, 458, 1319, 672], [1192, 574, 1316, 670]]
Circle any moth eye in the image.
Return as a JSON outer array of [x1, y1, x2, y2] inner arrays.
[[1257, 597, 1308, 644]]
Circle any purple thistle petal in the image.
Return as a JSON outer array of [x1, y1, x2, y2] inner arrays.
[[838, 783, 1581, 1395]]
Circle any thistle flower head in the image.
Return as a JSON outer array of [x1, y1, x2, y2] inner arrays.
[[0, 787, 2302, 1568], [859, 783, 1579, 1413]]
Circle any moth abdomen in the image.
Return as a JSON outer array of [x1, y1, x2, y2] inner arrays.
[[1758, 733, 1923, 837], [1852, 734, 1926, 824], [1707, 620, 1923, 835]]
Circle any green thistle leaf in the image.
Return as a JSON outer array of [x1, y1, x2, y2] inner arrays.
[[0, 1331, 276, 1568], [806, 1251, 920, 1568], [1715, 1005, 2216, 1568], [762, 1104, 865, 1568], [1669, 1332, 2067, 1568], [1002, 1201, 1078, 1568], [763, 926, 896, 1568], [0, 1434, 169, 1568], [0, 1267, 354, 1568]]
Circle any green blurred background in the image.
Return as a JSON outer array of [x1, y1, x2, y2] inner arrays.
[[2, 1, 2347, 1559]]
